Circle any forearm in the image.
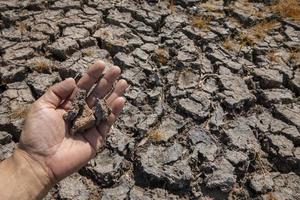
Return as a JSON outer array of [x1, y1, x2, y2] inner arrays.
[[0, 148, 53, 200]]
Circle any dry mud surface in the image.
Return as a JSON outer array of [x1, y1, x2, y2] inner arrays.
[[1, 0, 300, 199]]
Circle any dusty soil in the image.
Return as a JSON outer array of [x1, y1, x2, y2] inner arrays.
[[1, 0, 300, 199], [63, 87, 111, 134]]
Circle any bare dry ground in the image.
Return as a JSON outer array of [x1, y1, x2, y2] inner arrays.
[[1, 0, 300, 199]]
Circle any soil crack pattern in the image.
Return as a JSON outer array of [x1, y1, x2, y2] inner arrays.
[[1, 0, 300, 199]]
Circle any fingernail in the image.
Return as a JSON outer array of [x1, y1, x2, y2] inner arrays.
[[65, 77, 74, 81], [96, 60, 105, 66]]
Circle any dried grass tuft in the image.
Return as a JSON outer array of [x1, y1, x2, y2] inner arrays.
[[222, 38, 237, 51], [33, 59, 52, 72], [190, 15, 212, 30], [271, 0, 300, 20], [149, 129, 165, 142], [238, 20, 279, 46], [9, 106, 30, 120], [155, 48, 168, 65]]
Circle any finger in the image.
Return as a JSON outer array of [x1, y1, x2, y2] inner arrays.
[[106, 79, 128, 105], [86, 66, 121, 106], [39, 78, 76, 108], [60, 61, 105, 109], [80, 127, 104, 154], [83, 97, 126, 150], [110, 97, 127, 119], [77, 60, 105, 91]]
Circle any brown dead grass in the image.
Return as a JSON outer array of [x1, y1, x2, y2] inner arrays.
[[33, 59, 52, 72], [289, 49, 300, 62], [254, 20, 280, 38], [169, 0, 176, 13], [270, 0, 300, 20], [222, 38, 236, 51], [267, 192, 278, 200], [239, 32, 256, 47], [267, 51, 280, 62], [16, 21, 29, 34], [290, 52, 300, 60], [190, 15, 212, 30], [9, 106, 30, 120], [238, 20, 280, 46], [148, 129, 165, 142], [254, 150, 268, 176], [227, 17, 242, 29], [154, 48, 168, 65], [82, 48, 95, 57], [222, 18, 280, 50]]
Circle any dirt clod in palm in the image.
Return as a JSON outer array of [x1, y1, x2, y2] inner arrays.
[[63, 88, 87, 123], [71, 104, 96, 134], [93, 98, 111, 124], [63, 88, 111, 135]]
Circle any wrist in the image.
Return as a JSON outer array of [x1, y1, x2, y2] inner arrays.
[[0, 148, 54, 199]]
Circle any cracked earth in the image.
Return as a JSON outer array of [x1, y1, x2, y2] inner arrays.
[[1, 0, 300, 199]]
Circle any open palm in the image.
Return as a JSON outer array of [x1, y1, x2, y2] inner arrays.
[[18, 61, 128, 182]]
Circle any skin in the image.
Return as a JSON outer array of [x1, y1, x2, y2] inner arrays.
[[18, 60, 128, 183]]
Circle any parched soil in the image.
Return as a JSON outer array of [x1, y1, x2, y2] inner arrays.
[[1, 0, 300, 199]]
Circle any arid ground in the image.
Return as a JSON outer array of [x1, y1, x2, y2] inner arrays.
[[0, 0, 300, 199]]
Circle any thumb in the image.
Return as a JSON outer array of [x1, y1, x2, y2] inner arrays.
[[39, 78, 76, 108]]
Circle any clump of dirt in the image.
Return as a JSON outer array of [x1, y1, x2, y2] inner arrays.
[[63, 88, 111, 135], [93, 98, 111, 124]]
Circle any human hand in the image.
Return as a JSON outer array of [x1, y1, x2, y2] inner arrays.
[[18, 60, 128, 183]]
